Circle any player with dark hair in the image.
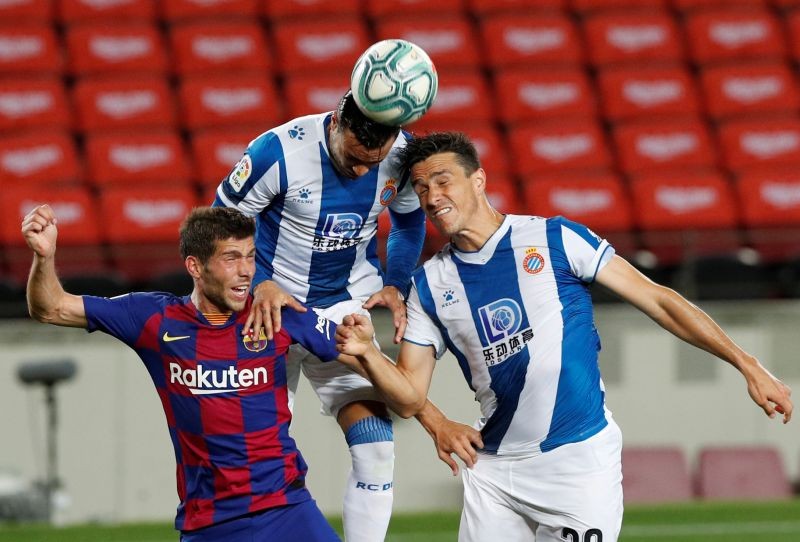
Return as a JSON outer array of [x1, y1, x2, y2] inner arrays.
[[212, 90, 476, 540], [336, 131, 793, 542], [24, 205, 345, 541]]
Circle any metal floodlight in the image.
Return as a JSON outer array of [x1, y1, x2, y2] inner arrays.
[[16, 359, 77, 524]]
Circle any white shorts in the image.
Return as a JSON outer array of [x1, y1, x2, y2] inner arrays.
[[286, 299, 381, 418], [460, 422, 623, 542]]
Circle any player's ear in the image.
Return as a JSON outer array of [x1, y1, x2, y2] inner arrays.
[[472, 168, 487, 193], [185, 255, 202, 280]]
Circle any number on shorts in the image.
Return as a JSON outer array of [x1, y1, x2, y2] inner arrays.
[[561, 527, 602, 542]]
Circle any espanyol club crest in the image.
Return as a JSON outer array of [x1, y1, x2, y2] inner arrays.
[[243, 328, 268, 352], [522, 247, 545, 275], [379, 179, 398, 206]]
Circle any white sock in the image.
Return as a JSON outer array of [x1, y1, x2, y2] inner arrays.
[[342, 441, 394, 542]]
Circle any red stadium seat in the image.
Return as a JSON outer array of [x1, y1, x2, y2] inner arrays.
[[99, 186, 198, 281], [263, 0, 360, 19], [582, 10, 683, 67], [461, 123, 509, 178], [700, 62, 800, 120], [169, 20, 270, 77], [696, 446, 792, 501], [0, 131, 79, 187], [0, 78, 71, 133], [0, 0, 53, 21], [84, 131, 192, 187], [65, 23, 168, 76], [374, 16, 481, 72], [467, 0, 565, 14], [493, 67, 596, 125], [160, 0, 258, 21], [485, 178, 522, 215], [684, 8, 786, 65], [613, 118, 717, 175], [178, 74, 279, 131], [366, 0, 464, 18], [735, 167, 800, 261], [524, 174, 633, 234], [479, 13, 583, 69], [787, 10, 800, 64], [621, 447, 692, 504], [272, 18, 370, 75], [58, 0, 156, 23], [508, 120, 613, 177], [0, 186, 106, 285], [282, 73, 348, 119], [0, 24, 61, 74], [718, 118, 800, 172], [597, 65, 700, 122], [571, 0, 666, 12], [672, 0, 766, 10], [191, 129, 253, 187], [73, 76, 175, 133], [630, 171, 739, 264], [406, 70, 494, 131]]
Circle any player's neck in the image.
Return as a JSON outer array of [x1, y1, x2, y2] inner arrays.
[[451, 207, 505, 252], [191, 290, 234, 323]]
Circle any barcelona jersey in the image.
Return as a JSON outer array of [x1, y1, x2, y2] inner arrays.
[[83, 293, 338, 531]]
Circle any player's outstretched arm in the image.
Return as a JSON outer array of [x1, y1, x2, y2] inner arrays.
[[336, 314, 435, 418], [597, 255, 793, 424], [244, 280, 307, 340], [23, 205, 87, 328], [415, 401, 484, 476], [362, 285, 407, 344]]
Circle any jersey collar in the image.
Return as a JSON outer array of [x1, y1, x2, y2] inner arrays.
[[449, 215, 510, 265]]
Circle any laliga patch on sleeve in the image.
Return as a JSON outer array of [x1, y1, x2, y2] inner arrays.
[[228, 154, 252, 192]]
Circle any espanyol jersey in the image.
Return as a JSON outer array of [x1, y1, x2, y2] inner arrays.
[[405, 215, 616, 456], [83, 293, 338, 531], [214, 113, 420, 308]]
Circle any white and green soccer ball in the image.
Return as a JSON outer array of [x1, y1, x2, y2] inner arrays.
[[350, 39, 438, 126]]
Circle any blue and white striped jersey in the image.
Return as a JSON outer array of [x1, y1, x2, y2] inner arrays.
[[405, 215, 616, 456], [214, 113, 420, 308]]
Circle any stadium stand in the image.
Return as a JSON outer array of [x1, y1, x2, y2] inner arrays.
[[696, 446, 793, 500], [621, 446, 693, 504], [6, 0, 800, 310]]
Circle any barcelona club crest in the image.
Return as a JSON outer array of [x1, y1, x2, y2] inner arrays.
[[243, 329, 268, 352], [522, 247, 545, 275], [379, 179, 398, 206]]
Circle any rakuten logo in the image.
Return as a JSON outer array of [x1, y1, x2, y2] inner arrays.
[[607, 25, 666, 52], [170, 363, 268, 395], [215, 143, 246, 166], [90, 36, 151, 62], [551, 189, 612, 213], [0, 91, 53, 118], [20, 200, 83, 224], [97, 91, 157, 119], [623, 80, 682, 107], [124, 200, 187, 226], [532, 134, 593, 161], [308, 88, 344, 109], [504, 28, 565, 54], [110, 144, 171, 171], [710, 22, 767, 48], [761, 182, 800, 209], [402, 31, 461, 54], [430, 87, 476, 112]]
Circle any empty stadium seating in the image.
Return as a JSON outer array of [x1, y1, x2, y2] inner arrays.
[[696, 446, 793, 500], [621, 446, 693, 504], [5, 0, 800, 304]]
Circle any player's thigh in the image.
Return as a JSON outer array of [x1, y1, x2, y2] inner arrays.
[[521, 425, 624, 542], [459, 457, 536, 542], [253, 500, 341, 541]]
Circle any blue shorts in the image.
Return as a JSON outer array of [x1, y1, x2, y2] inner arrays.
[[180, 500, 340, 542]]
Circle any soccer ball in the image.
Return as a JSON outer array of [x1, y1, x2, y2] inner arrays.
[[350, 39, 438, 126]]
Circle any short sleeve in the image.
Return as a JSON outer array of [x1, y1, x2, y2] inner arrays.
[[553, 216, 616, 283], [281, 306, 339, 362], [83, 292, 162, 346], [402, 282, 447, 360]]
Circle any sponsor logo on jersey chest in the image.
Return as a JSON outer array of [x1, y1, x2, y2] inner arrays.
[[522, 247, 545, 274]]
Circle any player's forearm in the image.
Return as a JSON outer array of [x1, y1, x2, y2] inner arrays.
[[357, 346, 424, 418], [27, 254, 67, 323], [414, 400, 449, 437]]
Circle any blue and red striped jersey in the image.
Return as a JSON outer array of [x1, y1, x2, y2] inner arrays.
[[83, 292, 338, 531]]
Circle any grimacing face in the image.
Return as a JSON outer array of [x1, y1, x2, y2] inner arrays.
[[196, 237, 256, 313], [410, 152, 481, 238], [328, 118, 396, 179]]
